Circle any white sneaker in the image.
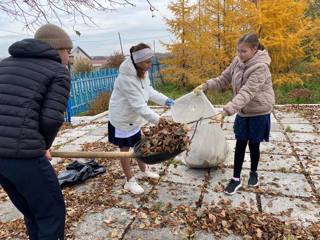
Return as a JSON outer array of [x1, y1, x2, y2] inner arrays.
[[124, 177, 144, 194], [142, 170, 160, 179]]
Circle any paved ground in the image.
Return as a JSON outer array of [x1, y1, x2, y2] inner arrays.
[[0, 105, 319, 239]]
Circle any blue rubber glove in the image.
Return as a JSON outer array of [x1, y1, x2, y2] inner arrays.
[[165, 98, 175, 107]]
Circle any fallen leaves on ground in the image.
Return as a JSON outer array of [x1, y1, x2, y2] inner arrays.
[[137, 202, 319, 239]]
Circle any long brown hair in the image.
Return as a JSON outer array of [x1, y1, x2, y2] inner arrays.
[[238, 33, 265, 50], [130, 43, 151, 79]]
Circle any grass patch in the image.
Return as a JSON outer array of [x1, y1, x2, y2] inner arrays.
[[87, 92, 110, 116], [155, 81, 232, 105], [275, 77, 320, 104], [284, 126, 293, 133], [156, 76, 320, 105]]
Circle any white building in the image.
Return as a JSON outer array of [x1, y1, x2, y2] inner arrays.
[[69, 46, 92, 65]]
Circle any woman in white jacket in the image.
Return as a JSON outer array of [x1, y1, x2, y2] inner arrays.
[[108, 43, 174, 194]]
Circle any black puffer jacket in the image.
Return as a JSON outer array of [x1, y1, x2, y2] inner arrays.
[[0, 39, 70, 159]]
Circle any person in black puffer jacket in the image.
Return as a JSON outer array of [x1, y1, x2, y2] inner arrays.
[[0, 24, 72, 240]]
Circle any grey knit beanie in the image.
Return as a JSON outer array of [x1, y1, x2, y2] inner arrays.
[[34, 24, 73, 50]]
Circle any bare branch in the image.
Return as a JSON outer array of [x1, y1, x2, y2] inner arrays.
[[0, 0, 155, 29]]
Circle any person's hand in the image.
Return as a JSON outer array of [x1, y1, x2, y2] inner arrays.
[[165, 98, 175, 107], [45, 149, 52, 161], [193, 83, 207, 95], [210, 112, 226, 124]]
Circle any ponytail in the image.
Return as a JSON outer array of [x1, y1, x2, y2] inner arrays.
[[238, 33, 265, 50]]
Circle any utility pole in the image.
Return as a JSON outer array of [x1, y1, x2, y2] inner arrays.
[[118, 32, 124, 56], [153, 40, 156, 53]]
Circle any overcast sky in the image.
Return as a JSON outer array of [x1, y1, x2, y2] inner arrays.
[[0, 0, 174, 58]]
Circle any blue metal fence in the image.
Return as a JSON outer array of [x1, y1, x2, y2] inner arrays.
[[65, 57, 161, 122]]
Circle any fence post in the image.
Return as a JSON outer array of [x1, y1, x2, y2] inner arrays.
[[66, 97, 72, 122]]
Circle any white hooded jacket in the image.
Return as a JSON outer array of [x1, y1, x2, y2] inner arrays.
[[109, 58, 167, 131]]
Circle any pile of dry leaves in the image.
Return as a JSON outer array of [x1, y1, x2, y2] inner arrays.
[[140, 118, 191, 155]]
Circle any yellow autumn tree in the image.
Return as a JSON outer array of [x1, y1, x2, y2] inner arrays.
[[163, 0, 250, 86], [163, 0, 319, 87], [162, 0, 195, 87], [201, 0, 252, 71], [245, 0, 313, 85], [303, 1, 320, 77]]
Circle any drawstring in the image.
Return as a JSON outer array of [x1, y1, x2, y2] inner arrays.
[[187, 113, 223, 141]]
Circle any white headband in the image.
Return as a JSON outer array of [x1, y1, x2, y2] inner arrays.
[[132, 48, 154, 63]]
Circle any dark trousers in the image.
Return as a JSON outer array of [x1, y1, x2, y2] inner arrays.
[[0, 156, 65, 240], [233, 140, 260, 178]]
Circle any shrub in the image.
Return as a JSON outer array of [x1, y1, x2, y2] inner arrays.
[[73, 59, 94, 74], [87, 92, 110, 116], [288, 88, 313, 101], [102, 51, 124, 69]]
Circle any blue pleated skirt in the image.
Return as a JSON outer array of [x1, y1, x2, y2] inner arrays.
[[108, 122, 141, 148], [234, 114, 271, 143]]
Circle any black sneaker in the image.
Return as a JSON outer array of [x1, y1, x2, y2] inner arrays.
[[224, 179, 242, 195], [248, 172, 259, 187]]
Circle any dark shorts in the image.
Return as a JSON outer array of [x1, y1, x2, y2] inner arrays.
[[234, 114, 271, 143], [108, 122, 141, 148]]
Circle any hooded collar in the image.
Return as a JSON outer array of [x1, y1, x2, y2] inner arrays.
[[8, 38, 61, 63]]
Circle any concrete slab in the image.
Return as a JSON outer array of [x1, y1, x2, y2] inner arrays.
[[222, 131, 287, 143], [222, 122, 282, 132], [300, 156, 320, 175], [71, 116, 93, 125], [74, 207, 133, 240], [223, 130, 235, 140], [144, 182, 201, 209], [224, 130, 287, 143], [70, 135, 103, 145], [124, 228, 183, 240], [282, 123, 315, 133], [261, 195, 320, 227], [76, 123, 105, 131], [268, 131, 288, 142], [162, 165, 207, 186], [273, 110, 303, 119], [193, 231, 242, 240], [0, 200, 22, 222], [203, 191, 258, 211], [292, 143, 320, 157], [70, 178, 97, 195], [286, 132, 320, 143], [310, 175, 320, 195], [257, 171, 313, 197], [98, 136, 111, 143], [52, 130, 88, 147], [92, 118, 108, 124], [56, 144, 83, 152], [88, 127, 108, 136], [208, 169, 312, 197], [208, 168, 233, 191], [110, 178, 154, 209], [278, 117, 310, 124], [260, 142, 293, 155], [223, 153, 301, 173], [224, 114, 278, 124]]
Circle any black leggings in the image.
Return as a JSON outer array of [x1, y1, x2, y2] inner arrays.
[[233, 140, 260, 178]]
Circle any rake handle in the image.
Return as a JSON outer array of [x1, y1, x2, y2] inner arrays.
[[51, 151, 134, 159]]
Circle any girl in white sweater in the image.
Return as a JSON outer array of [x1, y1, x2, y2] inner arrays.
[[108, 43, 174, 194]]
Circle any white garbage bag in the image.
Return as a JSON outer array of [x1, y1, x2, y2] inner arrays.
[[171, 92, 230, 168]]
